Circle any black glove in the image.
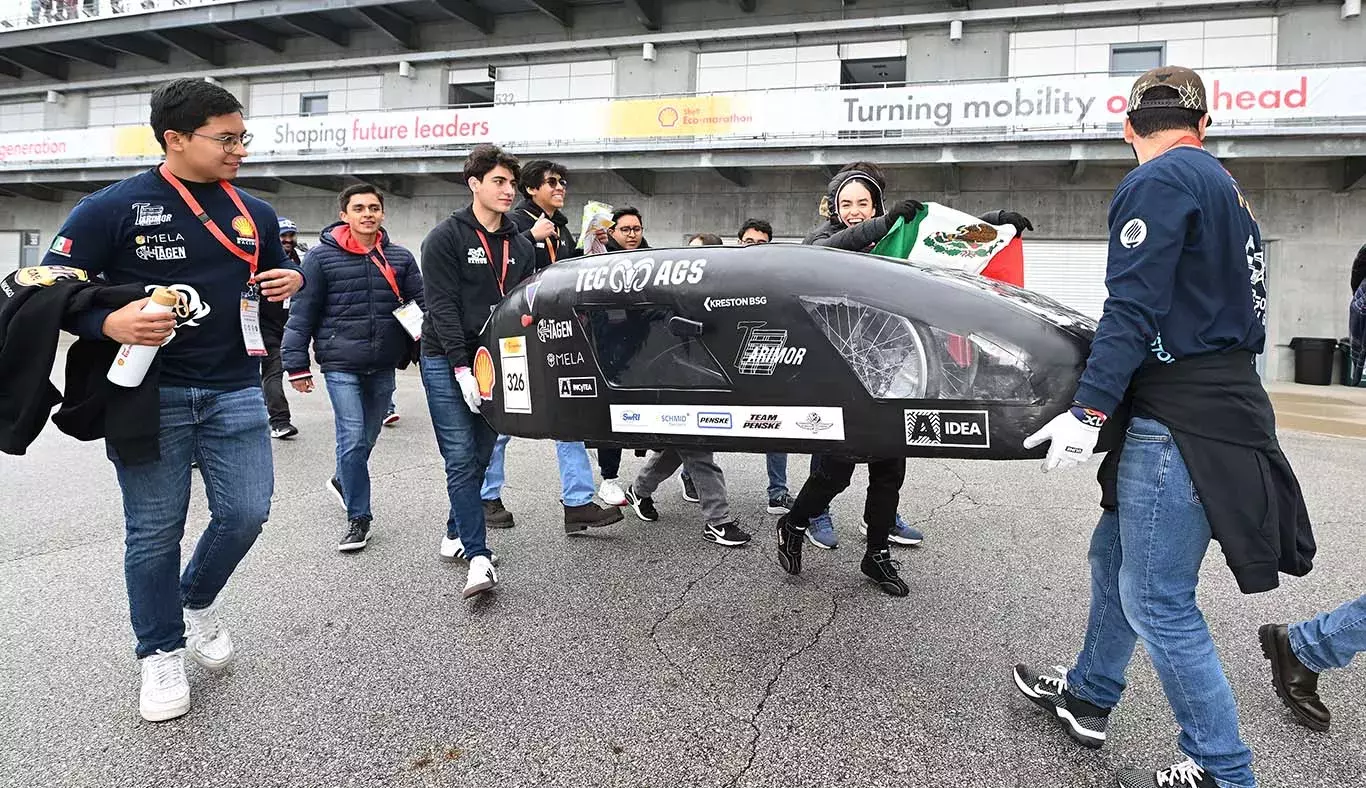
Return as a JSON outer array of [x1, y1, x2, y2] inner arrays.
[[887, 199, 924, 222], [992, 211, 1034, 235]]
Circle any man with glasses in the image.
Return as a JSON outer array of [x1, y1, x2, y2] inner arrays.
[[51, 78, 302, 722], [738, 218, 773, 246], [485, 160, 624, 533]]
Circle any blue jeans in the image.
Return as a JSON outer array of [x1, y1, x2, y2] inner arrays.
[[420, 356, 496, 560], [1290, 594, 1366, 672], [323, 370, 396, 521], [1066, 417, 1255, 788], [110, 386, 273, 658], [765, 453, 788, 499], [482, 435, 596, 507]]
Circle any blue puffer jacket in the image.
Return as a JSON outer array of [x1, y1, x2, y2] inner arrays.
[[282, 222, 424, 376]]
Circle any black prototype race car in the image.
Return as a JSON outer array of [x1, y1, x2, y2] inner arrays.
[[472, 244, 1104, 460]]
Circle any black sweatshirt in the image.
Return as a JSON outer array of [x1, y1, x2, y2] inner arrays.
[[507, 198, 582, 270], [419, 205, 536, 370]]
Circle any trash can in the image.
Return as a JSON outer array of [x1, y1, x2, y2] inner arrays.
[[1289, 337, 1338, 385]]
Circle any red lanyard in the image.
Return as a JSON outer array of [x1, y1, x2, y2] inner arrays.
[[368, 238, 402, 302], [476, 229, 510, 296], [158, 163, 259, 280], [525, 208, 557, 264]]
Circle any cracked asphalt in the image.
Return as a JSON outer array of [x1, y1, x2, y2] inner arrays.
[[2, 366, 1364, 787]]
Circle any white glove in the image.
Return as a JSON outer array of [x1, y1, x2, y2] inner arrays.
[[454, 366, 482, 414], [1023, 409, 1102, 472]]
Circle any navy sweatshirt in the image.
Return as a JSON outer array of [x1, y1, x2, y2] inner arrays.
[[46, 167, 300, 390], [1075, 146, 1266, 415]]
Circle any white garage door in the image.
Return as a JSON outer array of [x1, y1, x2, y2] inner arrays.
[[0, 231, 22, 272], [1023, 240, 1109, 320]]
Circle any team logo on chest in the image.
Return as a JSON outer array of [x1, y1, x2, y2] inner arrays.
[[467, 246, 488, 266], [231, 216, 256, 248], [132, 203, 173, 227]]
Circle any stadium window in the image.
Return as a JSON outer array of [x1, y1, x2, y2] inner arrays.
[[1110, 43, 1165, 75], [839, 57, 907, 89], [449, 81, 495, 108], [299, 93, 329, 116]]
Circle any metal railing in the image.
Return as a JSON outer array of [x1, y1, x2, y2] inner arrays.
[[0, 0, 242, 32]]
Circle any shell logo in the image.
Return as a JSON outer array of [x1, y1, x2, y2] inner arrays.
[[657, 106, 680, 128], [231, 216, 254, 237], [473, 346, 495, 400]]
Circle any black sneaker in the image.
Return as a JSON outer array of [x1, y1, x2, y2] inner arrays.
[[1116, 760, 1215, 788], [766, 493, 796, 515], [564, 502, 624, 534], [776, 515, 804, 575], [1012, 663, 1110, 749], [703, 520, 751, 547], [327, 477, 345, 511], [270, 424, 299, 440], [483, 498, 515, 528], [337, 517, 371, 552], [625, 485, 659, 522], [679, 474, 699, 503], [860, 549, 909, 597]]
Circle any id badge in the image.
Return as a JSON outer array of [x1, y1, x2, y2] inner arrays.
[[240, 286, 267, 357], [393, 300, 424, 341]]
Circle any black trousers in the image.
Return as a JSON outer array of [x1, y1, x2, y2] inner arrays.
[[788, 456, 906, 552], [260, 319, 291, 429]]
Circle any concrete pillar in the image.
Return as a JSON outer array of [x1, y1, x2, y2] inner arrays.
[[615, 46, 697, 97], [906, 27, 1009, 81], [382, 62, 445, 109]]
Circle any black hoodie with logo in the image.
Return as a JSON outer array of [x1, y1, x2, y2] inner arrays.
[[420, 205, 536, 370], [508, 198, 583, 270]]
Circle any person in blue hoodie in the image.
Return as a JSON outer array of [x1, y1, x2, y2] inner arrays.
[[283, 184, 423, 553]]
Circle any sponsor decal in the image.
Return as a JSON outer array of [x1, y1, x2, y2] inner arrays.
[[467, 246, 488, 266], [147, 283, 210, 341], [734, 321, 807, 375], [231, 216, 255, 238], [546, 351, 585, 368], [697, 412, 733, 430], [742, 413, 782, 431], [132, 203, 173, 227], [574, 256, 707, 294], [537, 318, 573, 342], [521, 314, 534, 327], [48, 235, 73, 257], [1119, 218, 1147, 249], [136, 245, 189, 262], [1246, 235, 1267, 325], [903, 409, 990, 448], [609, 406, 844, 440], [704, 295, 766, 312], [498, 336, 532, 414], [473, 346, 495, 400], [135, 233, 185, 245], [524, 281, 540, 312], [557, 376, 597, 398], [0, 281, 10, 297], [797, 412, 835, 433]]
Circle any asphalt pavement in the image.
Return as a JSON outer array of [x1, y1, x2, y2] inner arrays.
[[2, 367, 1363, 788]]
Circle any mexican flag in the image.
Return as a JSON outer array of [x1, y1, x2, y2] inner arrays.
[[870, 203, 1025, 287]]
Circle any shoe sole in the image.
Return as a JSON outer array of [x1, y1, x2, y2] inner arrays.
[[486, 518, 516, 529], [140, 697, 191, 722], [766, 504, 792, 514], [383, 416, 399, 426], [327, 480, 345, 511], [860, 524, 923, 546], [186, 645, 235, 672], [462, 579, 497, 599], [1012, 667, 1106, 749], [805, 531, 838, 550], [1259, 625, 1331, 733], [565, 509, 626, 534], [270, 431, 297, 440], [625, 496, 658, 522], [438, 550, 462, 563], [703, 531, 750, 547], [337, 539, 369, 552], [865, 576, 910, 597], [599, 486, 628, 506]]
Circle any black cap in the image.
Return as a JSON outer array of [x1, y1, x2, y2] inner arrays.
[[1128, 66, 1208, 114]]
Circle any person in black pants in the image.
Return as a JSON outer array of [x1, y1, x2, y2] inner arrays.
[[262, 217, 301, 439]]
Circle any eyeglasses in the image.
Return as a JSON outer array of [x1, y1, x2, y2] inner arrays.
[[615, 226, 643, 235], [741, 238, 770, 245], [188, 131, 253, 151], [543, 176, 568, 189]]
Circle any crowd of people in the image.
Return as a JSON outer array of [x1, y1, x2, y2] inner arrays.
[[14, 71, 1364, 788]]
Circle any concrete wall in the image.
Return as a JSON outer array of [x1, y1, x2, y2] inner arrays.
[[1277, 3, 1366, 65], [615, 48, 697, 97], [6, 160, 1359, 381], [907, 28, 1010, 81]]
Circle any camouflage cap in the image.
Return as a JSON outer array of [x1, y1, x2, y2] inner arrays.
[[1128, 66, 1208, 114]]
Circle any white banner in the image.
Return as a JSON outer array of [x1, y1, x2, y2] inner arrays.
[[609, 405, 846, 441], [2, 66, 1363, 166]]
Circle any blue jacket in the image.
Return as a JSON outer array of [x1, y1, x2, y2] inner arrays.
[[282, 222, 423, 376]]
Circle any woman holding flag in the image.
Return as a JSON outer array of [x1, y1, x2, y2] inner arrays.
[[774, 162, 1033, 596]]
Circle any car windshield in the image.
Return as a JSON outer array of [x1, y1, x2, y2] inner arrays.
[[582, 305, 732, 390]]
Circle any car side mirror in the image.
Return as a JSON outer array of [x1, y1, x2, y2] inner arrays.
[[668, 316, 704, 338]]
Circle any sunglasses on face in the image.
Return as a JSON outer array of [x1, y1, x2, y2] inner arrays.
[[543, 176, 568, 189]]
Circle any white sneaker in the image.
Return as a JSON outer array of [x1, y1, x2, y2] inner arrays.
[[462, 555, 498, 599], [439, 535, 499, 566], [139, 649, 191, 722], [598, 478, 627, 506], [184, 599, 234, 671]]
